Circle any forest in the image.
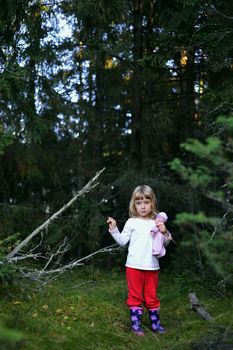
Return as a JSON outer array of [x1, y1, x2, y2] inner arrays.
[[0, 0, 233, 349]]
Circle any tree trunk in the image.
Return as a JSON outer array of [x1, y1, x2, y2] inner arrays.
[[130, 0, 143, 167]]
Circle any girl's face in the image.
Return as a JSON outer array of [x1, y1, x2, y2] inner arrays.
[[134, 196, 153, 218]]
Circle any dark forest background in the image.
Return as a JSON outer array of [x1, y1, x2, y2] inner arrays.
[[0, 0, 232, 287]]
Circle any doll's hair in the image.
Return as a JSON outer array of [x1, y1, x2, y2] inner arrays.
[[129, 185, 157, 218], [156, 212, 168, 222]]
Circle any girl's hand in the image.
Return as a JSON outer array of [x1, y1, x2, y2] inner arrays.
[[156, 222, 167, 234], [107, 217, 117, 231]]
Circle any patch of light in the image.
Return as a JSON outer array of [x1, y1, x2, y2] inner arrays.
[[166, 59, 175, 68], [122, 128, 132, 135]]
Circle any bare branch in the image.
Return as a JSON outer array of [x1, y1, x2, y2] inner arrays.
[[6, 253, 46, 262], [15, 243, 120, 288], [2, 168, 123, 291], [41, 237, 70, 272], [6, 168, 105, 259]]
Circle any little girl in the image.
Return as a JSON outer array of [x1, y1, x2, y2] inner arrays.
[[107, 185, 172, 336]]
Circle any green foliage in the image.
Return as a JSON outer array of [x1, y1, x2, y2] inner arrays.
[[170, 157, 214, 188], [0, 268, 232, 350], [0, 0, 233, 291], [175, 212, 218, 225], [0, 321, 22, 343], [181, 137, 222, 163], [216, 115, 233, 131], [0, 129, 13, 155], [0, 233, 20, 281], [0, 233, 21, 256], [170, 116, 233, 284]]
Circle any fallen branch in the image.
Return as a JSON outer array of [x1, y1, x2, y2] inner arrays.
[[189, 292, 213, 321], [19, 243, 119, 277], [2, 167, 124, 290], [14, 243, 120, 289], [6, 168, 105, 259]]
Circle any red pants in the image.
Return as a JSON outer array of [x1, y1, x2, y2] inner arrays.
[[126, 267, 160, 309]]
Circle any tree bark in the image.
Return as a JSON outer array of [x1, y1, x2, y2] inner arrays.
[[130, 0, 143, 166]]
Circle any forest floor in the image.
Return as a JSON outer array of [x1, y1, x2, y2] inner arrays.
[[0, 265, 233, 350]]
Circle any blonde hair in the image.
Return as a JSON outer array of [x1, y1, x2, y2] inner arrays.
[[129, 185, 157, 218]]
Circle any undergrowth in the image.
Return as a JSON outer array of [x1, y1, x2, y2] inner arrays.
[[0, 266, 233, 350]]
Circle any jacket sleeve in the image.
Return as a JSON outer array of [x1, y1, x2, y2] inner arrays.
[[109, 219, 133, 247]]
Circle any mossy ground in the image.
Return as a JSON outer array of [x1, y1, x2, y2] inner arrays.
[[0, 266, 233, 350]]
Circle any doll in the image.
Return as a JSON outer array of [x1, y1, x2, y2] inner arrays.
[[151, 212, 168, 258]]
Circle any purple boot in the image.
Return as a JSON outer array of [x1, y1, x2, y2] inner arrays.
[[130, 307, 145, 336], [148, 309, 166, 333]]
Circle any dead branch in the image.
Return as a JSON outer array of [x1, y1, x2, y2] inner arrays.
[[15, 243, 120, 288], [2, 167, 124, 290], [189, 292, 213, 321], [6, 253, 46, 262], [20, 243, 119, 277], [6, 168, 105, 259]]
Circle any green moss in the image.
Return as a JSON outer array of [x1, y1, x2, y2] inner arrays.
[[0, 267, 233, 350]]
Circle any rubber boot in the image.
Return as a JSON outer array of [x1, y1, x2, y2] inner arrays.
[[148, 309, 166, 333], [130, 307, 145, 336]]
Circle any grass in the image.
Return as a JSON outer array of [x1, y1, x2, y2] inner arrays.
[[0, 266, 233, 350]]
